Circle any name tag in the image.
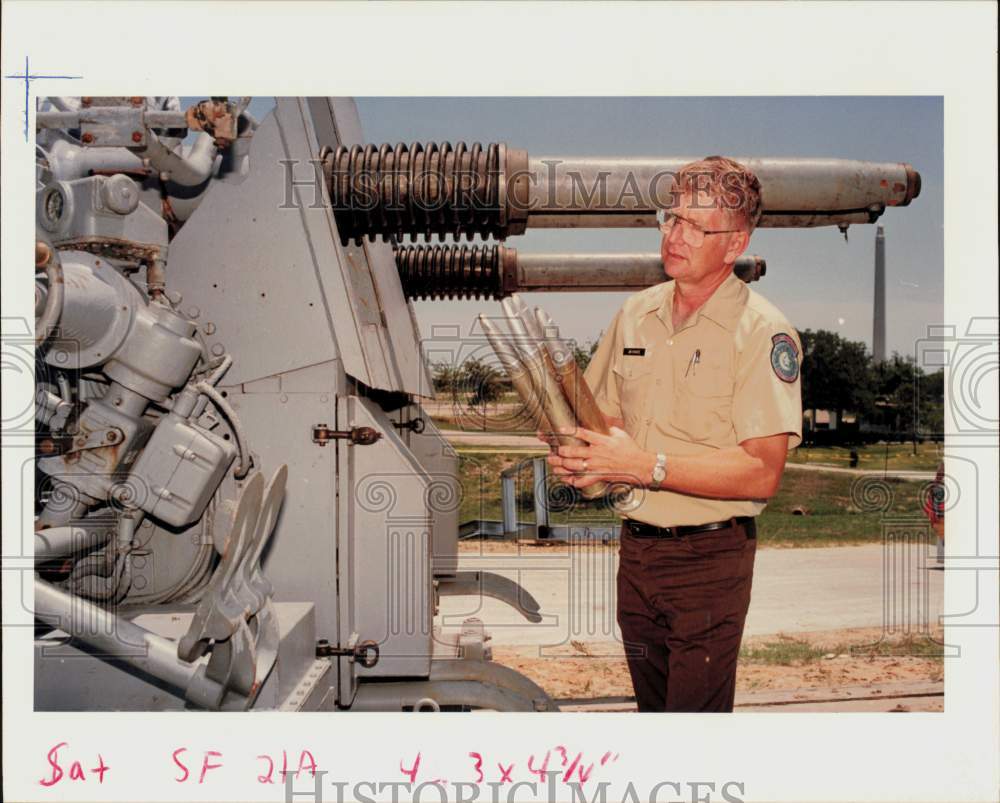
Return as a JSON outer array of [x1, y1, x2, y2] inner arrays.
[[623, 347, 646, 356]]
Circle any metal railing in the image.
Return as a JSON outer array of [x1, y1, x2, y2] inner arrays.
[[458, 456, 622, 542]]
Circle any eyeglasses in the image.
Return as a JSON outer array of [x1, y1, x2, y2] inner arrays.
[[655, 209, 744, 248]]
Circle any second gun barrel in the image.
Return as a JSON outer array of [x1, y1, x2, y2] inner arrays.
[[514, 252, 765, 292], [395, 246, 765, 300]]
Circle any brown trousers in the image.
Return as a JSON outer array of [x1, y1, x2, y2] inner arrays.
[[617, 519, 756, 712]]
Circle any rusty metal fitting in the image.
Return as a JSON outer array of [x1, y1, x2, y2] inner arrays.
[[131, 131, 143, 143], [145, 261, 166, 299], [81, 132, 94, 144], [349, 427, 382, 446], [35, 241, 52, 269], [904, 164, 922, 203], [80, 97, 92, 108], [130, 97, 144, 107], [184, 99, 237, 148]]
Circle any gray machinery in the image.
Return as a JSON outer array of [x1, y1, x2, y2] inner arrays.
[[31, 97, 921, 711]]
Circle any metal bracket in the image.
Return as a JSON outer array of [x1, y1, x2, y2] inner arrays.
[[53, 425, 126, 456], [312, 424, 382, 447], [316, 638, 380, 669]]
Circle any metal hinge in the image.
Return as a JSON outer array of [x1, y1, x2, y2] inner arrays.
[[312, 425, 382, 447]]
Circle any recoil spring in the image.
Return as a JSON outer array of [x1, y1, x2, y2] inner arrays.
[[394, 244, 505, 301], [324, 141, 513, 246]]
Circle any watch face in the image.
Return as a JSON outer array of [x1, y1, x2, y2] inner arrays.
[[652, 454, 667, 484]]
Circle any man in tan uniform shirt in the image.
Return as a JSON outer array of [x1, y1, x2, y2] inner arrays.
[[548, 157, 802, 712]]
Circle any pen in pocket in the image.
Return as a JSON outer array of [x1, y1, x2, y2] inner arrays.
[[685, 348, 701, 378]]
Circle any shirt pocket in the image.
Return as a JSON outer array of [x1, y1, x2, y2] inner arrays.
[[671, 359, 734, 443], [612, 356, 655, 431]]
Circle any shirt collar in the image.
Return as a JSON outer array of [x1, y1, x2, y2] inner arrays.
[[653, 269, 748, 333]]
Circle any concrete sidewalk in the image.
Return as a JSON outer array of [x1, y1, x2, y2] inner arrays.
[[442, 431, 937, 480], [438, 543, 944, 647], [783, 462, 936, 480]]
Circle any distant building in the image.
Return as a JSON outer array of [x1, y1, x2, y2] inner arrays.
[[803, 409, 858, 433]]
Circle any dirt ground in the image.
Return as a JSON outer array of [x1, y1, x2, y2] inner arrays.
[[460, 540, 944, 711], [491, 627, 944, 711]]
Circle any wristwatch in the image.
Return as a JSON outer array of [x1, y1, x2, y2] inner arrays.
[[651, 453, 668, 488]]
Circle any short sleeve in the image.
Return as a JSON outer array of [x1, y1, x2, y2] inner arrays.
[[732, 320, 803, 448], [583, 308, 624, 421]]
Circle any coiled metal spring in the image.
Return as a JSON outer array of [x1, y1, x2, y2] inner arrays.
[[394, 244, 502, 301], [324, 141, 505, 245]]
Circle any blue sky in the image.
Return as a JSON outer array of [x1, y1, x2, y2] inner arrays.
[[239, 96, 942, 358]]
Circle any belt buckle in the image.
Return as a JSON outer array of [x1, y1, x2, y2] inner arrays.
[[627, 520, 680, 539], [626, 520, 656, 539]]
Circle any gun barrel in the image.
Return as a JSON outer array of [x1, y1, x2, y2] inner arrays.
[[515, 253, 765, 291], [327, 142, 921, 243], [395, 246, 765, 300], [527, 157, 921, 229]]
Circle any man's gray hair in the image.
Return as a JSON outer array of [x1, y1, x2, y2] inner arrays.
[[675, 156, 763, 231]]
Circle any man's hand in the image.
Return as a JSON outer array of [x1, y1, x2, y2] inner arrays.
[[547, 429, 791, 499], [547, 426, 655, 488], [535, 429, 556, 448], [537, 413, 622, 449]]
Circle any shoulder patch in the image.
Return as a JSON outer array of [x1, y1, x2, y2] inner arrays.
[[770, 333, 799, 383]]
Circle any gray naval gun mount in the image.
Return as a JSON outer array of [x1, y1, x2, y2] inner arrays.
[[32, 97, 921, 712]]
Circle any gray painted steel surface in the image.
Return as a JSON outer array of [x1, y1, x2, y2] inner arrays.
[[340, 396, 433, 679]]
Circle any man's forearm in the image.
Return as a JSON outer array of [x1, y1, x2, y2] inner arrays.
[[551, 426, 789, 501], [647, 446, 783, 500]]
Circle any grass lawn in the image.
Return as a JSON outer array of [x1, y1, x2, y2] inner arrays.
[[457, 451, 933, 547], [740, 632, 945, 664], [788, 441, 942, 472]]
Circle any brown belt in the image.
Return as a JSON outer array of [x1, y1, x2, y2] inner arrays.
[[623, 516, 756, 540]]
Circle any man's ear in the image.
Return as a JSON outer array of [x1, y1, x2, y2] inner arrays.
[[725, 231, 750, 262]]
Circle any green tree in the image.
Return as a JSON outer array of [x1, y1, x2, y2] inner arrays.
[[572, 340, 599, 373], [431, 361, 462, 393], [799, 329, 874, 423], [873, 354, 916, 433], [462, 357, 504, 407], [916, 368, 945, 436], [871, 355, 943, 438]]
